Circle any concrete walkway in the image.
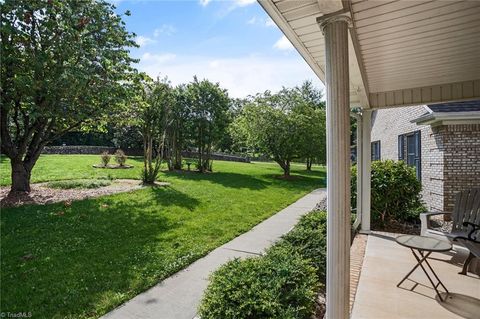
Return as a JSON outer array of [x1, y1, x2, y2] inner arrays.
[[103, 188, 326, 319]]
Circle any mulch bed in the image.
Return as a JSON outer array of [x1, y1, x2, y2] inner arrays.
[[92, 164, 134, 169], [0, 179, 168, 208], [372, 219, 421, 235]]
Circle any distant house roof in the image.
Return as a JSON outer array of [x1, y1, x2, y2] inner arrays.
[[427, 100, 480, 113], [412, 100, 480, 125]]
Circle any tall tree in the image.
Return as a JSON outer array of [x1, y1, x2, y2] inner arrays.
[[127, 75, 173, 184], [289, 81, 326, 170], [168, 84, 190, 170], [186, 77, 229, 173], [295, 106, 326, 170], [0, 0, 136, 192], [294, 80, 325, 110], [231, 93, 304, 176]]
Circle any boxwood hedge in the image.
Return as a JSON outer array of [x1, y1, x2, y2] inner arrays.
[[198, 210, 327, 319]]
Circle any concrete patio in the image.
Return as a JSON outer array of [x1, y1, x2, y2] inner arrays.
[[351, 232, 480, 319]]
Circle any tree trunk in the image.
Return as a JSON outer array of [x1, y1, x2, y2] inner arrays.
[[10, 160, 32, 192], [306, 158, 312, 171], [284, 160, 290, 176], [176, 128, 183, 169], [174, 147, 182, 169], [198, 124, 204, 173]]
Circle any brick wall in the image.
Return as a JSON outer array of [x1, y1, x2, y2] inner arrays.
[[441, 124, 480, 212], [370, 105, 444, 211]]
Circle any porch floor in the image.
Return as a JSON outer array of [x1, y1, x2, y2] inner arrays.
[[351, 232, 480, 319]]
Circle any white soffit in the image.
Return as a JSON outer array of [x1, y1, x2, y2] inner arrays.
[[351, 0, 480, 108], [259, 0, 369, 107], [260, 0, 480, 109]]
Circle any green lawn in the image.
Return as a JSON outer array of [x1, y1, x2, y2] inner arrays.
[[0, 155, 325, 318]]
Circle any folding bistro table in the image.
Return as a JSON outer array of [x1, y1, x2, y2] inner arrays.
[[395, 234, 452, 301]]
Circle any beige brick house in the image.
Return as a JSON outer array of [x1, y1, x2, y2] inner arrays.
[[370, 100, 480, 212]]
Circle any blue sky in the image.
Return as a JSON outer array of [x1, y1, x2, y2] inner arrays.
[[113, 0, 324, 98]]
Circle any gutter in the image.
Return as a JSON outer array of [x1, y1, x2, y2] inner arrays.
[[412, 111, 480, 125]]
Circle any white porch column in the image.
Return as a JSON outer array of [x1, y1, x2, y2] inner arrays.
[[361, 109, 371, 232], [320, 15, 351, 319]]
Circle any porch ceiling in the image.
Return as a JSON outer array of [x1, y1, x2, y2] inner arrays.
[[259, 0, 480, 109]]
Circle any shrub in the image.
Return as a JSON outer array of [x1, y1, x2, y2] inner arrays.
[[351, 160, 426, 225], [100, 151, 111, 167], [280, 210, 327, 281], [114, 149, 127, 166], [141, 168, 157, 184], [47, 179, 111, 189], [198, 245, 318, 319], [199, 210, 327, 319]]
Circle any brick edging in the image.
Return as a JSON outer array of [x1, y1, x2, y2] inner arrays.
[[350, 234, 368, 312]]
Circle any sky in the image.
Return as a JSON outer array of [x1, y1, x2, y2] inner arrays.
[[113, 0, 325, 98]]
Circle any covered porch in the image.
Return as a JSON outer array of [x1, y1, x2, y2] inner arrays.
[[351, 232, 479, 319], [260, 0, 480, 318]]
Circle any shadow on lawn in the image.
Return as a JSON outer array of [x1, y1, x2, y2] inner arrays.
[[0, 187, 203, 318], [148, 186, 200, 210], [163, 170, 272, 190], [259, 170, 327, 188]]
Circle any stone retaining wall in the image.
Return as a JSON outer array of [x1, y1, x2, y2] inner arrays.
[[41, 146, 250, 163]]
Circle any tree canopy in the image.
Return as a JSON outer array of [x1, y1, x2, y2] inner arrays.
[[0, 0, 326, 190], [1, 0, 137, 191], [231, 82, 326, 175], [185, 77, 230, 172]]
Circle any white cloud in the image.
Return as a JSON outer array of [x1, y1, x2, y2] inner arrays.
[[247, 17, 258, 25], [273, 35, 294, 51], [199, 0, 212, 6], [247, 16, 277, 28], [219, 0, 257, 16], [234, 0, 256, 7], [136, 35, 156, 47], [141, 52, 177, 64], [137, 53, 323, 98], [154, 24, 177, 37], [265, 17, 276, 27]]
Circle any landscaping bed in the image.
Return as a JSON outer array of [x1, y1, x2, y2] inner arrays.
[[0, 179, 146, 208]]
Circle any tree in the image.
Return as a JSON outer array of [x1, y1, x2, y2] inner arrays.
[[294, 80, 325, 110], [0, 0, 136, 192], [231, 85, 326, 176], [231, 94, 304, 176], [134, 76, 173, 184], [186, 77, 230, 173], [168, 84, 190, 170], [283, 81, 326, 170], [296, 106, 326, 170]]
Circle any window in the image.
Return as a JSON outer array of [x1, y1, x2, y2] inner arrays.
[[398, 135, 405, 160], [371, 141, 381, 161], [399, 131, 421, 180]]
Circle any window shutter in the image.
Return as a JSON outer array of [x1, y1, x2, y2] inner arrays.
[[414, 131, 421, 180], [398, 135, 404, 160], [371, 141, 381, 161]]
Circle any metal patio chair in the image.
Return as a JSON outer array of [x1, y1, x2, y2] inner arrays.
[[454, 222, 480, 275], [421, 188, 480, 243]]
